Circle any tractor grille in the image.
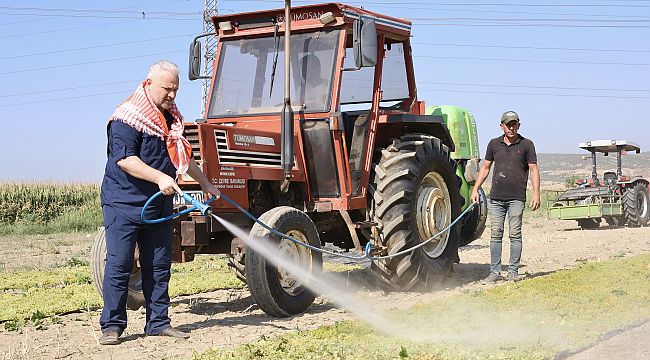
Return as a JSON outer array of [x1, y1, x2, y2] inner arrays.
[[183, 126, 201, 161], [214, 129, 282, 167]]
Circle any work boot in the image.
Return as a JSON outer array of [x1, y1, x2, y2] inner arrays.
[[150, 327, 190, 339], [99, 330, 120, 345], [507, 272, 519, 283], [482, 272, 502, 284]]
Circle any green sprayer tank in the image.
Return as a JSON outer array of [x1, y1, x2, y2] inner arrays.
[[426, 105, 481, 211], [426, 105, 480, 161]]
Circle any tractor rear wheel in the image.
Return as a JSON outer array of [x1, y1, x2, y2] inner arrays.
[[369, 134, 462, 290], [459, 186, 487, 247], [623, 182, 649, 227], [605, 216, 626, 227], [245, 206, 322, 317], [90, 227, 145, 310]]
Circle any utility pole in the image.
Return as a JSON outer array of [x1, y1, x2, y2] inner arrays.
[[201, 0, 218, 116]]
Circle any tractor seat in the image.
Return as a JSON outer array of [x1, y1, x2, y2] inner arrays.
[[603, 171, 617, 185]]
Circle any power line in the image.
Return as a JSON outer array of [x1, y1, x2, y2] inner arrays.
[[0, 34, 194, 60], [414, 55, 650, 66], [0, 12, 197, 20], [222, 0, 650, 7], [415, 81, 650, 93], [409, 17, 650, 23], [413, 21, 650, 28], [0, 50, 185, 75], [1, 79, 142, 98], [0, 81, 196, 108], [1, 84, 646, 109], [0, 6, 199, 15], [418, 88, 650, 99], [0, 19, 139, 39], [0, 0, 194, 26], [411, 41, 650, 53], [5, 76, 647, 100]]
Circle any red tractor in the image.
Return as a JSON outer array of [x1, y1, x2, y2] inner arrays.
[[92, 2, 486, 317]]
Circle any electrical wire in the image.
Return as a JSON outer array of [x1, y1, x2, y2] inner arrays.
[[411, 41, 650, 53], [0, 50, 186, 75], [222, 0, 650, 7], [418, 88, 650, 99], [0, 34, 194, 60], [413, 55, 650, 66]]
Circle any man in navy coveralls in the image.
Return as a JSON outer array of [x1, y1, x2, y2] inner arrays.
[[99, 60, 220, 345]]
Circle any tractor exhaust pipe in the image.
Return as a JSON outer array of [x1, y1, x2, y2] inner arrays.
[[280, 0, 293, 193]]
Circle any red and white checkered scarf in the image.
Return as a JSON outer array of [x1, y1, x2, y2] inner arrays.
[[109, 81, 192, 175]]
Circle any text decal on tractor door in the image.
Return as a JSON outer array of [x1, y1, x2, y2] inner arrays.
[[233, 134, 275, 147]]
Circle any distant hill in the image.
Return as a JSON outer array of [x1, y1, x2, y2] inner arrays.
[[536, 152, 649, 184], [481, 152, 649, 186]]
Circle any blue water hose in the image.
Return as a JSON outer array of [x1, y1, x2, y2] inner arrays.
[[141, 190, 477, 261], [217, 193, 476, 262], [141, 191, 216, 224]]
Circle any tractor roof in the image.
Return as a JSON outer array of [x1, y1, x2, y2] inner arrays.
[[212, 2, 412, 37], [578, 140, 641, 154]]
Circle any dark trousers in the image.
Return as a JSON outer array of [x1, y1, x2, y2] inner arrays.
[[100, 206, 172, 335]]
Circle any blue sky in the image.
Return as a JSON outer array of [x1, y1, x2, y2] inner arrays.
[[1, 0, 648, 181]]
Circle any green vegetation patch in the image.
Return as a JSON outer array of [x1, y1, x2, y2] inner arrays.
[[323, 262, 365, 273], [0, 182, 101, 235], [193, 254, 650, 360], [170, 256, 244, 297], [0, 256, 243, 322]]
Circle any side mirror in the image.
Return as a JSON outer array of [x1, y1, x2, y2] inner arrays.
[[353, 17, 377, 68], [188, 39, 202, 81]]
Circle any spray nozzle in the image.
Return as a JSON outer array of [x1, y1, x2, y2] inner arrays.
[[182, 193, 216, 216]]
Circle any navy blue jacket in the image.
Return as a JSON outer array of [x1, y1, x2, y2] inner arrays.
[[101, 115, 176, 223]]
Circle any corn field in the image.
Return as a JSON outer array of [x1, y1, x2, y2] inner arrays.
[[0, 182, 101, 233]]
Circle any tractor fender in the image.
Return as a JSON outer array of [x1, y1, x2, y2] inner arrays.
[[619, 176, 648, 186], [384, 113, 455, 151]]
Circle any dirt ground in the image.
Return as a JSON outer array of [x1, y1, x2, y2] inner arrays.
[[0, 217, 649, 359]]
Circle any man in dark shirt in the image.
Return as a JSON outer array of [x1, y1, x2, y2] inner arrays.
[[470, 110, 540, 283], [99, 61, 220, 345]]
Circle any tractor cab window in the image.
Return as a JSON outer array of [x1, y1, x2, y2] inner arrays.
[[380, 42, 410, 107], [208, 29, 339, 117], [339, 40, 410, 111]]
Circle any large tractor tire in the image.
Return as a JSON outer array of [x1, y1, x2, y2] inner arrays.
[[623, 182, 649, 227], [369, 134, 462, 290], [459, 186, 487, 247], [228, 251, 247, 283], [245, 206, 322, 317], [605, 216, 626, 227], [90, 227, 145, 310]]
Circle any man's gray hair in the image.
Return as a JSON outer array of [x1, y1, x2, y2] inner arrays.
[[147, 60, 179, 78]]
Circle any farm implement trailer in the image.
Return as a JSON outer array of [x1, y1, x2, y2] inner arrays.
[[548, 140, 649, 229]]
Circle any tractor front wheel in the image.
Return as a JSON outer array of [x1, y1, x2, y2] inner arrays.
[[245, 206, 322, 317], [623, 182, 649, 227], [369, 134, 462, 291], [90, 227, 145, 310]]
